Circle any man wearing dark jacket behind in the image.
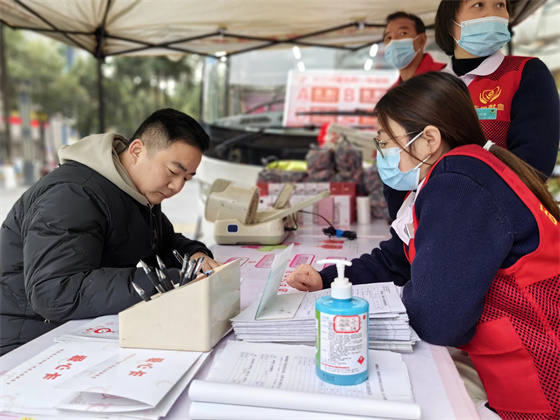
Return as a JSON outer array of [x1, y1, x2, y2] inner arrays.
[[0, 108, 219, 355]]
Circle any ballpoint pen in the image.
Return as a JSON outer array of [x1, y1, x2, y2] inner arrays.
[[156, 267, 174, 292], [179, 253, 189, 283], [132, 281, 151, 302], [156, 255, 170, 273], [172, 249, 184, 265], [156, 255, 173, 288], [139, 260, 166, 294], [180, 259, 197, 286], [190, 257, 205, 282]]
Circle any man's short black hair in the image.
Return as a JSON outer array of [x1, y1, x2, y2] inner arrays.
[[386, 11, 426, 34], [130, 108, 210, 153]]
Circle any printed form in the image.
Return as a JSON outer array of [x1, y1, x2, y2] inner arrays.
[[189, 340, 421, 419]]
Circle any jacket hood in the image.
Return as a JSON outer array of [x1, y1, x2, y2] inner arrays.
[[58, 133, 150, 206]]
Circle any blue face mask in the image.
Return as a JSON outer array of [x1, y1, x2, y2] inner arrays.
[[376, 131, 430, 191], [454, 16, 511, 57], [385, 37, 420, 69]]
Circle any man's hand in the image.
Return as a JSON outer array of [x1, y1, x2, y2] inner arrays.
[[190, 251, 221, 273], [286, 264, 322, 292]]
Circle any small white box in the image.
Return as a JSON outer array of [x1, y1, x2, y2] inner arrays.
[[333, 195, 352, 226]]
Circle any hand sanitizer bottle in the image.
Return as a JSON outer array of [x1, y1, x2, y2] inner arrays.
[[315, 259, 369, 385]]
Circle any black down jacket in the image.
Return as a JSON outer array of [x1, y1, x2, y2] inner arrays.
[[0, 161, 212, 355]]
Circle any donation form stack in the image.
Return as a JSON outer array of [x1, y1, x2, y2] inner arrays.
[[230, 245, 418, 352], [232, 282, 418, 352]]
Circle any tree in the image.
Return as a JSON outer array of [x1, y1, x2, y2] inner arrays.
[[0, 23, 13, 161], [101, 54, 202, 137], [2, 26, 203, 148]]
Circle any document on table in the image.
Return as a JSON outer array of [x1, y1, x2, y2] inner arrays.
[[54, 315, 119, 343], [296, 282, 407, 319], [231, 282, 417, 352], [189, 340, 420, 419], [254, 244, 306, 320], [234, 282, 406, 324], [0, 340, 208, 419]]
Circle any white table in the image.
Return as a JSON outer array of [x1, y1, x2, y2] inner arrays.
[[0, 220, 479, 419]]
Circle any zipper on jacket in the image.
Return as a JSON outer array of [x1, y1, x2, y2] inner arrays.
[[149, 204, 157, 250]]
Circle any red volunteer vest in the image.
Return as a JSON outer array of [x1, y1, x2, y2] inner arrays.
[[468, 56, 533, 149], [405, 145, 560, 419], [391, 53, 446, 88]]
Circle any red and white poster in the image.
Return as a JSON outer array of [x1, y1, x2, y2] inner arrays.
[[283, 70, 398, 128]]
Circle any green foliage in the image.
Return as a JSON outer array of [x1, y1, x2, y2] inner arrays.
[[3, 27, 203, 138]]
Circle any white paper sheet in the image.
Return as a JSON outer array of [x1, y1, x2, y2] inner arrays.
[[190, 401, 384, 419], [56, 352, 211, 418], [54, 315, 119, 343], [1, 340, 205, 418], [254, 244, 306, 320], [188, 340, 420, 419], [56, 348, 203, 409], [1, 341, 120, 415]]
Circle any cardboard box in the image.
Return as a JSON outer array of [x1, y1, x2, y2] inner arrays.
[[257, 181, 356, 226], [119, 260, 240, 352]]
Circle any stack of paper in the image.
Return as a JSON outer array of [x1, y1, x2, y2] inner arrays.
[[1, 339, 208, 419], [232, 282, 419, 352], [189, 340, 421, 419]]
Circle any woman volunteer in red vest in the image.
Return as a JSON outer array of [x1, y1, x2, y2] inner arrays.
[[287, 72, 559, 419], [435, 0, 559, 179]]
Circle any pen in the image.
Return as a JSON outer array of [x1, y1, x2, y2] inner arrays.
[[179, 253, 189, 284], [172, 249, 184, 265], [190, 257, 205, 281], [156, 255, 168, 271], [139, 260, 166, 294], [202, 269, 213, 277], [156, 267, 174, 292], [180, 259, 197, 286], [132, 281, 151, 302]]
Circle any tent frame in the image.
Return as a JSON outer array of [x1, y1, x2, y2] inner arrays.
[[0, 0, 547, 132]]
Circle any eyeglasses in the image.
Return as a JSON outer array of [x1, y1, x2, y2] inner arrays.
[[373, 131, 421, 158]]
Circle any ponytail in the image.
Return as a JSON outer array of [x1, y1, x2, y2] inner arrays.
[[487, 145, 560, 220]]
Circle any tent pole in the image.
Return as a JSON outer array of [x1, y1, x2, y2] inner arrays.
[[97, 58, 105, 133]]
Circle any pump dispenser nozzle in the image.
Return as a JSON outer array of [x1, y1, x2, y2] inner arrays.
[[317, 259, 352, 299]]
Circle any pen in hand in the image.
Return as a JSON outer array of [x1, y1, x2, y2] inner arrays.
[[132, 281, 151, 302], [139, 260, 166, 294]]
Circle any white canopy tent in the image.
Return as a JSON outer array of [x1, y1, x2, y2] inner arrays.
[[0, 0, 549, 131], [0, 0, 547, 58]]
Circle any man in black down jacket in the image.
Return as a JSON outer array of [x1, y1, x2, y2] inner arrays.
[[0, 108, 219, 355]]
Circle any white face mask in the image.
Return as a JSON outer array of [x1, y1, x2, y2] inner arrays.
[[376, 131, 431, 191], [385, 35, 421, 69], [453, 16, 511, 57]]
